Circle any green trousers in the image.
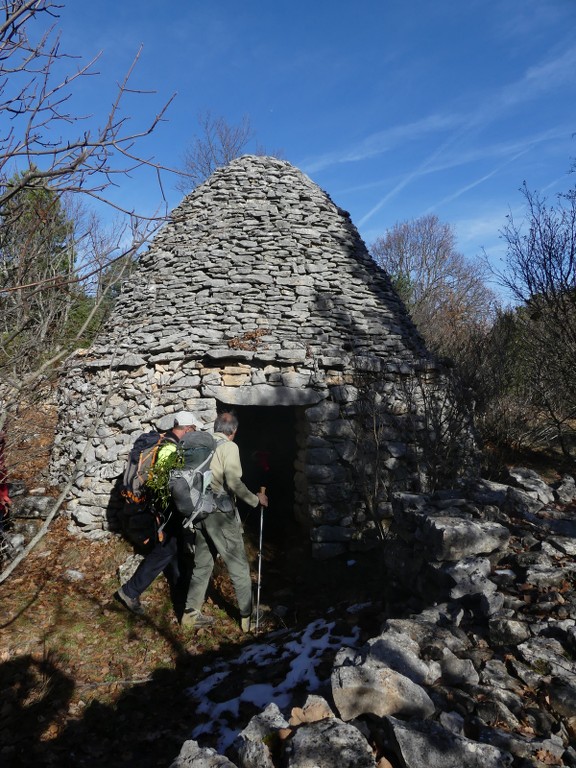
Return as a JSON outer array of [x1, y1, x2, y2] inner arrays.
[[185, 508, 253, 618]]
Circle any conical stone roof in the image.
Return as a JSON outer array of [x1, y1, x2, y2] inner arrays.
[[90, 154, 427, 367]]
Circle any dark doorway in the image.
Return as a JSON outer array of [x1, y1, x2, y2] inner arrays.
[[215, 403, 298, 547]]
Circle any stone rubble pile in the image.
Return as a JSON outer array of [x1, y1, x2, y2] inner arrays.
[[169, 468, 576, 768]]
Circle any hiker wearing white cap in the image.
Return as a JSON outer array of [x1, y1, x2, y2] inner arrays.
[[172, 411, 204, 430], [114, 411, 204, 615]]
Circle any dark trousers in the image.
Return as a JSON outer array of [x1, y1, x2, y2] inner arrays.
[[122, 534, 179, 599]]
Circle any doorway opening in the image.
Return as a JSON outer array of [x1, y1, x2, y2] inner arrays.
[[215, 402, 301, 550]]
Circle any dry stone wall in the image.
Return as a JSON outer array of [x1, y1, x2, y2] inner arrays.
[[50, 155, 476, 554]]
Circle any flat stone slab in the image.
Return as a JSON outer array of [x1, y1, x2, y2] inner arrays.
[[331, 664, 435, 720], [202, 383, 326, 406], [383, 716, 513, 768], [421, 517, 510, 561]]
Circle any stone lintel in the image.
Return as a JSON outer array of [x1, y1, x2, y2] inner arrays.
[[202, 383, 326, 407]]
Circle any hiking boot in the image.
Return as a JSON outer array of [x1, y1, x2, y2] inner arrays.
[[181, 609, 215, 629], [114, 586, 144, 616], [240, 609, 264, 633]]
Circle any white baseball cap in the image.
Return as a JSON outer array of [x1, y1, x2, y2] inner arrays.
[[173, 411, 204, 429]]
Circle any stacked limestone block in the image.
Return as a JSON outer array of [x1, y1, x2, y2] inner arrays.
[[50, 155, 475, 555]]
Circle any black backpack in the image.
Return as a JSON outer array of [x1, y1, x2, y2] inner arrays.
[[168, 432, 229, 528], [119, 431, 175, 545]]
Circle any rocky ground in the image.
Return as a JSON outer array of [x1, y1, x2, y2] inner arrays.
[[167, 469, 576, 768], [1, 463, 576, 767]]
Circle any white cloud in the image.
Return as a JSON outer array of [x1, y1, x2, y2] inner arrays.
[[357, 121, 573, 228], [308, 40, 576, 230], [303, 112, 462, 174]]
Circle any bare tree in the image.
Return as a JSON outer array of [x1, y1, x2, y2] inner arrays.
[[370, 215, 497, 361], [0, 1, 177, 569], [496, 184, 576, 338], [1, 1, 175, 213], [176, 111, 254, 193], [490, 184, 576, 456], [0, 0, 175, 381]]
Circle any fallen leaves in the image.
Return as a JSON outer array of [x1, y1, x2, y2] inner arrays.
[[535, 748, 563, 765]]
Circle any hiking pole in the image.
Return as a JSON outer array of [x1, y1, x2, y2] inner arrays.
[[255, 486, 266, 632]]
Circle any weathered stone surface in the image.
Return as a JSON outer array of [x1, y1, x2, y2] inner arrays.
[[439, 557, 496, 599], [488, 617, 531, 646], [506, 487, 546, 517], [525, 563, 576, 588], [169, 740, 237, 767], [420, 516, 509, 561], [479, 659, 526, 697], [11, 494, 53, 518], [284, 718, 376, 768], [383, 716, 513, 768], [473, 725, 566, 762], [363, 631, 441, 685], [508, 467, 555, 505], [203, 384, 325, 407], [69, 505, 101, 527], [548, 536, 576, 557], [383, 618, 469, 653], [331, 664, 435, 720], [554, 475, 576, 504], [544, 677, 576, 721], [517, 637, 576, 678], [288, 695, 335, 726], [234, 703, 287, 768], [439, 647, 479, 686]]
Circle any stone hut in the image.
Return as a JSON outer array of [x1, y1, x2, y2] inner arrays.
[[51, 155, 476, 557]]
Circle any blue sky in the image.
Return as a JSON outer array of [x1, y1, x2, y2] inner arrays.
[[51, 0, 576, 278]]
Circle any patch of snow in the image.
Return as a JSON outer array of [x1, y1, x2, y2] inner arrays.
[[185, 617, 361, 752]]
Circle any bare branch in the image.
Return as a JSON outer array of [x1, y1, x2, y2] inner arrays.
[[176, 111, 254, 193], [0, 2, 177, 213]]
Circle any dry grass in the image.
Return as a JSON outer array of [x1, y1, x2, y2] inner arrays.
[[0, 515, 280, 766], [0, 511, 386, 768]]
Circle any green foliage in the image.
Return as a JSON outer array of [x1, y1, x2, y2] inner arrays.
[[0, 169, 73, 273], [146, 449, 183, 511], [0, 168, 122, 374], [0, 170, 77, 371], [60, 292, 110, 349], [389, 271, 414, 307]]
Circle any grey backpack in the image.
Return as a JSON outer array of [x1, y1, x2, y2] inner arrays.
[[168, 432, 228, 528]]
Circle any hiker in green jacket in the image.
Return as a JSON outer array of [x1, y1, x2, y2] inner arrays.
[[114, 411, 204, 615], [182, 411, 268, 632]]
